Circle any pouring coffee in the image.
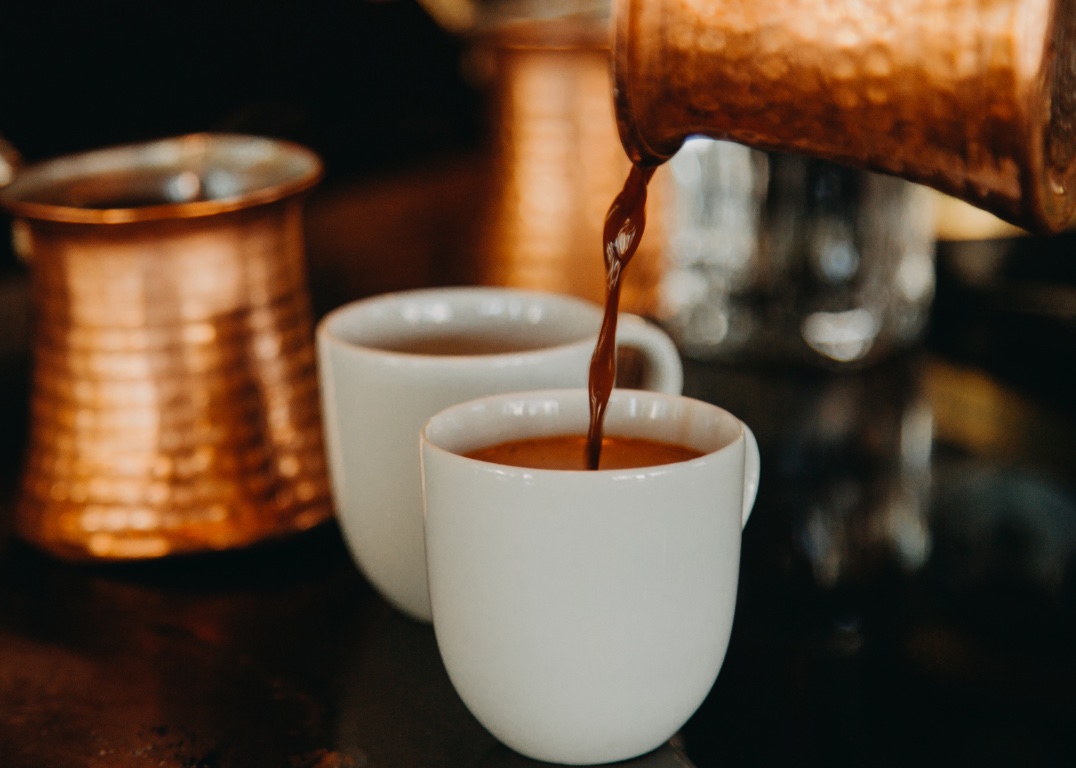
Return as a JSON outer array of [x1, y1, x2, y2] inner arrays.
[[585, 0, 1076, 465], [422, 0, 1076, 232], [612, 0, 1076, 234]]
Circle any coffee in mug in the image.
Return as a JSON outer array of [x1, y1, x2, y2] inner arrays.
[[421, 388, 759, 765], [317, 287, 683, 622], [466, 434, 703, 471]]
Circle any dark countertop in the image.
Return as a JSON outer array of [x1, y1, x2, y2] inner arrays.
[[0, 170, 1074, 768]]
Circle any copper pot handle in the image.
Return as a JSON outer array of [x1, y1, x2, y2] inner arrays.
[[0, 136, 27, 262], [0, 136, 20, 189]]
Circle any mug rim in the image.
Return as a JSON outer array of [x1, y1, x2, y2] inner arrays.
[[316, 286, 604, 363], [0, 133, 323, 224], [421, 387, 746, 475]]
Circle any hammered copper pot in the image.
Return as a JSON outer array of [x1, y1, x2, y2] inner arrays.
[[613, 0, 1076, 234], [0, 133, 333, 560]]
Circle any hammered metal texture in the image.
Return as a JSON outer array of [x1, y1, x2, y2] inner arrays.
[[613, 0, 1076, 233], [1, 135, 333, 560], [475, 22, 665, 315]]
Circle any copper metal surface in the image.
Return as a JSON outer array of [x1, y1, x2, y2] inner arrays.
[[1, 151, 1073, 765], [474, 20, 665, 314], [0, 133, 321, 223], [613, 0, 1076, 233], [30, 293, 315, 354], [0, 134, 19, 187], [0, 134, 333, 560]]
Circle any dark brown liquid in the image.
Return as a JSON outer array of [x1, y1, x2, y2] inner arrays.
[[466, 433, 703, 471], [372, 332, 556, 356], [586, 163, 656, 470]]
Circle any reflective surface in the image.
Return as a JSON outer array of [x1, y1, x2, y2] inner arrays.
[[613, 0, 1076, 233], [679, 359, 1076, 766], [2, 135, 332, 560], [473, 20, 664, 314], [0, 166, 1073, 766], [657, 140, 937, 368]]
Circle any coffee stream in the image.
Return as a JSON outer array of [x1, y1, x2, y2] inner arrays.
[[586, 163, 656, 470]]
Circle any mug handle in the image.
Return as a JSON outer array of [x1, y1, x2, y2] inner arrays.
[[616, 314, 684, 395], [741, 424, 761, 528]]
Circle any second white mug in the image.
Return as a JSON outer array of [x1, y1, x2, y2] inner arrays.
[[316, 287, 683, 621]]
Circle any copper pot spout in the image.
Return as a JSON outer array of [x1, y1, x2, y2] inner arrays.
[[613, 0, 1076, 233]]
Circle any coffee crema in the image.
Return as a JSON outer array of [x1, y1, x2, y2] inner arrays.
[[371, 332, 560, 356], [465, 434, 703, 471]]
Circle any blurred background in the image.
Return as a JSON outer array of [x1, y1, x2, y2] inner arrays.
[[3, 0, 1073, 399], [0, 0, 485, 470], [1, 1, 480, 177], [0, 3, 1074, 765]]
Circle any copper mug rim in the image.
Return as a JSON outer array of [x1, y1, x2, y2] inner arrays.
[[0, 132, 323, 225]]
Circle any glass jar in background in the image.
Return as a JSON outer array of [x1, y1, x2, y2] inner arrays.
[[656, 139, 937, 369]]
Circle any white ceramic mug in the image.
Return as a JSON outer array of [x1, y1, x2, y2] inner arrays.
[[420, 388, 760, 765], [316, 288, 682, 622]]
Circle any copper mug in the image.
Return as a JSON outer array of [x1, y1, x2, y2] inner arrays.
[[613, 0, 1076, 234], [0, 133, 333, 559]]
